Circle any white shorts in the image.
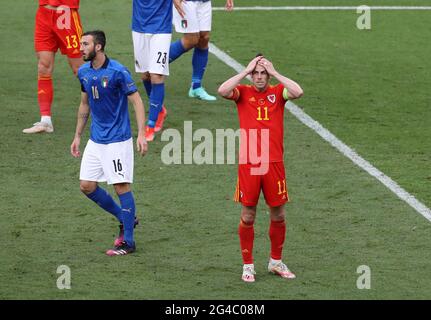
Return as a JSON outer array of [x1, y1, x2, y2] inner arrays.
[[80, 138, 134, 185], [173, 0, 212, 33], [132, 32, 171, 75]]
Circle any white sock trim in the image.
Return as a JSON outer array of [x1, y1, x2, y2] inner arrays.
[[41, 116, 52, 125]]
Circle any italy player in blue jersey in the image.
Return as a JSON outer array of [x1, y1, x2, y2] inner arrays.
[[132, 0, 182, 141], [170, 0, 234, 101], [71, 30, 148, 256]]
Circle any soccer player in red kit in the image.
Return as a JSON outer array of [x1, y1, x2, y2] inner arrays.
[[23, 0, 84, 134], [218, 55, 303, 282]]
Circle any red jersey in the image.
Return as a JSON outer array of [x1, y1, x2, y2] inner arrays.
[[39, 0, 80, 8], [230, 83, 287, 163]]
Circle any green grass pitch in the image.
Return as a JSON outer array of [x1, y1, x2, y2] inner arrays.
[[0, 0, 430, 299]]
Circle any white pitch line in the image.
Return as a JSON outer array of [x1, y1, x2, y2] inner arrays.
[[209, 43, 431, 222], [213, 6, 431, 11]]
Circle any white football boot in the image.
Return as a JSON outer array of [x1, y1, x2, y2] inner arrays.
[[242, 264, 256, 283], [268, 260, 296, 279], [23, 122, 54, 134]]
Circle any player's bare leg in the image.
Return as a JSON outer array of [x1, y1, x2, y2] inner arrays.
[[23, 51, 56, 133], [188, 31, 216, 101], [181, 33, 200, 50], [239, 205, 257, 282], [197, 31, 210, 50], [267, 205, 296, 279], [241, 205, 257, 224], [67, 56, 84, 76], [79, 180, 98, 195]]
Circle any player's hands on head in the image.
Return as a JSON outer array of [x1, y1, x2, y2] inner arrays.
[[137, 135, 148, 157], [70, 137, 81, 158], [245, 56, 263, 75], [258, 58, 276, 76], [174, 0, 186, 19]]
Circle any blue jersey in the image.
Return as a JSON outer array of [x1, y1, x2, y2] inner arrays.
[[78, 57, 138, 144], [132, 0, 173, 34]]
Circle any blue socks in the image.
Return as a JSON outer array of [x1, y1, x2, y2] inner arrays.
[[148, 83, 164, 128], [169, 39, 187, 63], [192, 47, 209, 89], [86, 187, 137, 247], [170, 40, 209, 89], [119, 191, 136, 246], [143, 79, 152, 97], [86, 186, 122, 223]]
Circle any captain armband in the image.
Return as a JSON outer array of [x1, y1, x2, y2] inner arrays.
[[282, 88, 289, 100]]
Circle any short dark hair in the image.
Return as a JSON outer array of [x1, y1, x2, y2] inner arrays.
[[252, 53, 267, 74], [82, 30, 106, 51]]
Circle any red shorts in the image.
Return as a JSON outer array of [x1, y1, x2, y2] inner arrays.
[[234, 162, 289, 207], [34, 6, 83, 58]]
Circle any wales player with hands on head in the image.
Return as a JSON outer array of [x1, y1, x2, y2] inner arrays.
[[71, 30, 148, 256], [218, 54, 303, 282]]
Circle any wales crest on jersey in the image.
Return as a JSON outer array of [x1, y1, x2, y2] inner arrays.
[[267, 94, 276, 103]]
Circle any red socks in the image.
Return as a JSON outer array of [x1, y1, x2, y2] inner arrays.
[[239, 219, 287, 263], [238, 219, 254, 264], [269, 219, 286, 260], [38, 75, 53, 116]]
